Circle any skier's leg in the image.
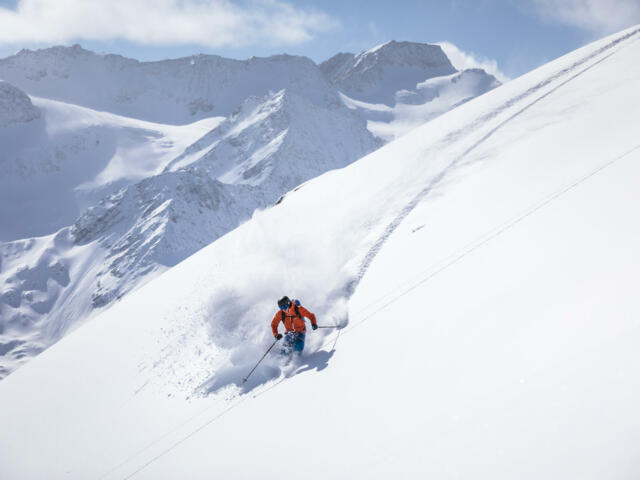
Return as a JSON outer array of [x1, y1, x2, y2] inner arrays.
[[281, 332, 294, 356], [292, 332, 305, 357]]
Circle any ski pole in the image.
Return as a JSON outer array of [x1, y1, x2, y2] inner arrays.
[[243, 338, 279, 384], [315, 325, 342, 329]]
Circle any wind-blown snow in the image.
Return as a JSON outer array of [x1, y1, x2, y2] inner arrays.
[[0, 24, 639, 480], [322, 41, 500, 141], [320, 41, 457, 105], [341, 68, 500, 141]]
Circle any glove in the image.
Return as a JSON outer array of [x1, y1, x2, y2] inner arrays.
[[311, 324, 318, 331], [275, 333, 283, 340]]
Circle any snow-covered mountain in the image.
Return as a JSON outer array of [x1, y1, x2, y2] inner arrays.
[[321, 41, 500, 141], [1, 24, 638, 480], [340, 67, 501, 141], [0, 78, 378, 378], [320, 40, 457, 103], [0, 80, 40, 127], [164, 88, 381, 187], [0, 45, 338, 124], [1, 42, 492, 378], [0, 83, 222, 241]]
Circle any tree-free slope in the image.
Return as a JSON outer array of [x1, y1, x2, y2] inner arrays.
[[1, 25, 639, 480], [0, 88, 222, 242], [0, 72, 378, 380]]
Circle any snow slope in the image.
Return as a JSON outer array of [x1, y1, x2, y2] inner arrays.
[[0, 82, 377, 379], [164, 88, 381, 187], [1, 25, 640, 479], [0, 91, 220, 377], [0, 89, 222, 242]]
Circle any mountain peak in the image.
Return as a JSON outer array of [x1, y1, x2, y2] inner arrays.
[[353, 40, 454, 71], [320, 40, 457, 105], [16, 43, 100, 59]]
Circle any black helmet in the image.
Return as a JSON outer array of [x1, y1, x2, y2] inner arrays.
[[277, 296, 291, 310]]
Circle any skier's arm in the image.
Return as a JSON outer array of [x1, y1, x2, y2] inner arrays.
[[271, 313, 281, 337], [298, 306, 317, 327]]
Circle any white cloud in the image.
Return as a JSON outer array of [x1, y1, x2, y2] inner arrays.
[[531, 0, 640, 35], [0, 0, 338, 47], [437, 41, 510, 83]]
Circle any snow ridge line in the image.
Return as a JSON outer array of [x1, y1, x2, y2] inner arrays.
[[345, 26, 639, 303], [440, 26, 640, 148]]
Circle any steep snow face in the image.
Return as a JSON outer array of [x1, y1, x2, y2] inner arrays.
[[0, 95, 221, 374], [166, 89, 382, 189], [0, 95, 221, 242], [321, 42, 499, 141], [71, 171, 261, 308], [0, 24, 638, 480], [321, 41, 457, 105], [0, 83, 378, 379], [318, 51, 356, 84], [0, 173, 258, 378], [0, 81, 40, 127], [0, 230, 102, 377], [342, 68, 501, 142], [0, 45, 337, 124]]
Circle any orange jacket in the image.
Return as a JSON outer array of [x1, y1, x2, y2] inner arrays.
[[271, 304, 317, 337]]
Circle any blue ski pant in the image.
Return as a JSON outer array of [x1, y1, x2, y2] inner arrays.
[[281, 332, 305, 356]]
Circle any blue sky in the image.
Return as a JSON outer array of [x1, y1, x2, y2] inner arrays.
[[0, 0, 639, 78]]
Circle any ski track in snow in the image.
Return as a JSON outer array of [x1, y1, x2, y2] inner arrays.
[[0, 39, 502, 380], [91, 27, 640, 480], [147, 24, 639, 405], [348, 26, 640, 300], [344, 141, 640, 335], [1, 24, 639, 480], [115, 131, 639, 479]]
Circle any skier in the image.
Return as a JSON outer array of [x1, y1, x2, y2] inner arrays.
[[271, 296, 317, 358]]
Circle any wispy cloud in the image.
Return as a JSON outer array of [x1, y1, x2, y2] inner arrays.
[[438, 42, 510, 83], [0, 0, 338, 47], [531, 0, 640, 35]]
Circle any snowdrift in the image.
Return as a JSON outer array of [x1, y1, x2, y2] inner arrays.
[[1, 25, 639, 479]]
